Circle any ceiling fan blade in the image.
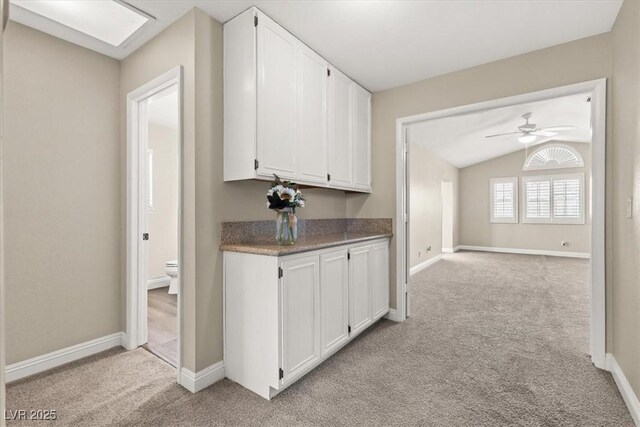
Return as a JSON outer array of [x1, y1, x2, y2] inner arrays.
[[484, 131, 521, 138], [531, 131, 557, 137], [538, 125, 574, 132]]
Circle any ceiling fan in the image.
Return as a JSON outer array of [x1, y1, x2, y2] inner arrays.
[[484, 112, 574, 143]]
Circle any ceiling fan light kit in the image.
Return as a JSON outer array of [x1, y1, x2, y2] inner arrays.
[[485, 112, 575, 144]]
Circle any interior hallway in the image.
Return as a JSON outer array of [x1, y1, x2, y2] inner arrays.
[[6, 252, 631, 426]]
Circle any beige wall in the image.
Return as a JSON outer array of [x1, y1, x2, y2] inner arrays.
[[409, 143, 459, 267], [611, 0, 640, 399], [147, 124, 179, 280], [459, 141, 591, 254], [349, 33, 611, 309], [3, 23, 121, 364], [122, 9, 348, 372]]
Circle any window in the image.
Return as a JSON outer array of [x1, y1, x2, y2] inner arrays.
[[523, 144, 584, 171], [522, 174, 584, 224], [490, 177, 518, 223]]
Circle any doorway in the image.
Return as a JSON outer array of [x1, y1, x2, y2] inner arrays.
[[395, 79, 607, 369], [441, 181, 453, 253], [126, 67, 183, 381]]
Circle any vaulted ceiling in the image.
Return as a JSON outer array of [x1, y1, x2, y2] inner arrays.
[[10, 0, 623, 91], [408, 92, 592, 168]]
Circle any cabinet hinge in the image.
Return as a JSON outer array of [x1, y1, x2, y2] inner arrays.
[[254, 15, 258, 27], [327, 68, 331, 77], [278, 266, 283, 278], [254, 159, 259, 170], [279, 368, 284, 379], [142, 233, 149, 241], [347, 251, 351, 261], [327, 173, 331, 182], [348, 325, 351, 334]]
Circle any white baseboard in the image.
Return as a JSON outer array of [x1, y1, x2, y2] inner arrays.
[[457, 245, 590, 259], [442, 246, 461, 253], [147, 276, 170, 290], [606, 353, 640, 425], [6, 332, 124, 383], [385, 308, 402, 322], [410, 254, 443, 276], [180, 361, 225, 393]]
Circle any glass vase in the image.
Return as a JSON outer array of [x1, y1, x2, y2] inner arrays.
[[275, 209, 297, 245]]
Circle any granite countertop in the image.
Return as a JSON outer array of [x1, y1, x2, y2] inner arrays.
[[220, 232, 392, 256], [219, 218, 392, 256]]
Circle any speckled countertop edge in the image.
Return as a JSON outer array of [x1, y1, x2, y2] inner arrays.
[[220, 232, 392, 256]]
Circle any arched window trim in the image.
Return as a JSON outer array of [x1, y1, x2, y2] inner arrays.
[[523, 143, 585, 171]]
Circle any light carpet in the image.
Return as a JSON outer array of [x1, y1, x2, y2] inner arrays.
[[6, 252, 632, 426]]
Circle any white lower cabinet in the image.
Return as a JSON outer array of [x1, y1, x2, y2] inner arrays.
[[320, 249, 349, 356], [224, 238, 389, 399], [281, 255, 321, 383]]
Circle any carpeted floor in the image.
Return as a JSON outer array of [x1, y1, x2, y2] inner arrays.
[[6, 252, 632, 426]]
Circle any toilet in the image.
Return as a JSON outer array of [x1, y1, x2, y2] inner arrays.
[[165, 260, 178, 294]]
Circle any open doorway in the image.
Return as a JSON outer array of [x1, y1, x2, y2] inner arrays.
[[126, 67, 183, 379], [396, 79, 606, 369], [441, 181, 453, 253]]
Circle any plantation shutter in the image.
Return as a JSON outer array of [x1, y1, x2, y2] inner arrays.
[[553, 177, 581, 219], [490, 177, 518, 223], [525, 179, 551, 219], [494, 182, 514, 218]]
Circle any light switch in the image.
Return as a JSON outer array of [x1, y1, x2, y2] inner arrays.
[[627, 198, 633, 219]]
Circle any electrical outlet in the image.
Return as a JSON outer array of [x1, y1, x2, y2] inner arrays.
[[627, 197, 633, 219]]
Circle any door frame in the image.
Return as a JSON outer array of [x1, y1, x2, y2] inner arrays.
[[125, 66, 183, 382], [395, 78, 607, 369]]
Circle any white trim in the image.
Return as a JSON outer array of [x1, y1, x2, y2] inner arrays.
[[180, 361, 225, 393], [5, 333, 124, 383], [147, 276, 170, 290], [606, 354, 640, 426], [384, 308, 402, 322], [458, 245, 590, 259], [126, 66, 184, 384], [396, 79, 606, 369], [410, 254, 443, 276], [442, 248, 454, 253]]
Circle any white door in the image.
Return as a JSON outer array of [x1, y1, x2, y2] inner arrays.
[[297, 44, 327, 183], [280, 255, 321, 383], [327, 68, 353, 187], [349, 245, 372, 336], [352, 85, 371, 191], [256, 13, 297, 179], [371, 242, 389, 320], [320, 249, 349, 356]]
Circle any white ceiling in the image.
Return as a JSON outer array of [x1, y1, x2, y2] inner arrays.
[[10, 1, 623, 92], [408, 92, 592, 169], [148, 87, 179, 130]]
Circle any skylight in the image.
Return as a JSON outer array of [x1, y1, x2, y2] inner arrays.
[[12, 0, 151, 47]]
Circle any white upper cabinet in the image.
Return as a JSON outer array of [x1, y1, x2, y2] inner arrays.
[[256, 12, 298, 179], [224, 7, 371, 193], [327, 67, 353, 188], [353, 85, 372, 192], [297, 45, 328, 183]]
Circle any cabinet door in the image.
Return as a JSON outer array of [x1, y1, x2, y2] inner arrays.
[[327, 68, 353, 187], [280, 255, 321, 383], [297, 45, 328, 183], [371, 242, 389, 320], [320, 249, 349, 356], [349, 245, 372, 336], [256, 13, 298, 179], [353, 85, 371, 191]]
